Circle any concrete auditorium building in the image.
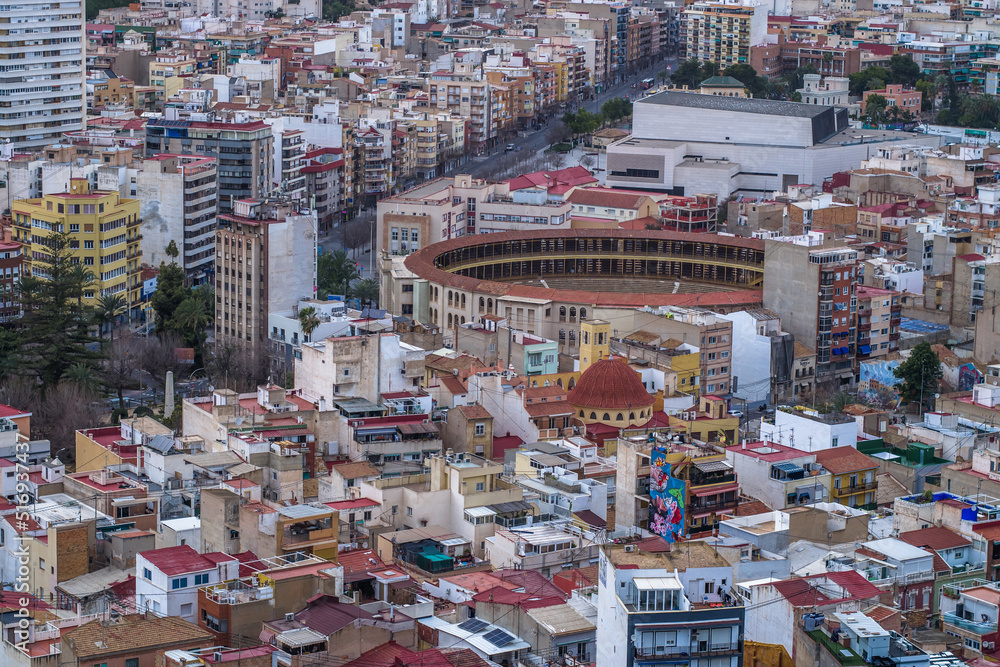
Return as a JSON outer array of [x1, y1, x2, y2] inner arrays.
[[605, 91, 943, 199]]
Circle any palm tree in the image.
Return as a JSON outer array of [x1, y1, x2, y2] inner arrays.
[[61, 362, 101, 397], [95, 293, 127, 345], [352, 278, 380, 310], [298, 306, 320, 342], [171, 296, 212, 364]]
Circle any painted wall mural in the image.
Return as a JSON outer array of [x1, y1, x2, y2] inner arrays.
[[859, 358, 902, 408], [649, 446, 686, 543]]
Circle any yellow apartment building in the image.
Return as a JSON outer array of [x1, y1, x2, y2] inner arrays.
[[12, 179, 142, 312]]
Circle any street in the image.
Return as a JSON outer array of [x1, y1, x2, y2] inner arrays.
[[316, 56, 680, 284], [464, 56, 679, 179]]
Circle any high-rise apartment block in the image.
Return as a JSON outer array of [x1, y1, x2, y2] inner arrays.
[[680, 0, 767, 66], [136, 154, 218, 285], [145, 112, 273, 215], [763, 232, 859, 390], [0, 0, 86, 149], [214, 197, 317, 353], [12, 179, 142, 314]]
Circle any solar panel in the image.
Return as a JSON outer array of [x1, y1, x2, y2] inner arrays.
[[458, 618, 488, 633], [483, 629, 516, 648]]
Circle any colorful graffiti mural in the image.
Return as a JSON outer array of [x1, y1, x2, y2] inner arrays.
[[649, 446, 686, 543], [859, 358, 902, 408], [958, 363, 984, 391]]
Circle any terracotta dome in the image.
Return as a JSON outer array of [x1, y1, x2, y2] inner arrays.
[[568, 358, 655, 410]]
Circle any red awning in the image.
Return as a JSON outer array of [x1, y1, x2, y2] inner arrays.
[[690, 483, 739, 498]]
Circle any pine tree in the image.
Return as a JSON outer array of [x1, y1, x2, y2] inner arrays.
[[15, 232, 100, 389]]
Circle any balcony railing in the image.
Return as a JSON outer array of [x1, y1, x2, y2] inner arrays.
[[634, 642, 742, 660], [834, 481, 877, 494], [943, 611, 998, 634]]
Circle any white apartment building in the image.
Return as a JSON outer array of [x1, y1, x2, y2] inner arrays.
[[0, 0, 86, 149], [136, 545, 238, 625]]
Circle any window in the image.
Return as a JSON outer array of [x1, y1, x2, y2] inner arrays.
[[476, 482, 485, 491], [474, 423, 486, 436], [172, 577, 188, 590], [126, 660, 139, 667], [180, 603, 193, 616], [143, 568, 152, 580], [407, 506, 413, 516], [194, 573, 210, 585]]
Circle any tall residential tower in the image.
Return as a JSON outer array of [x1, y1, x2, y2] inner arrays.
[[0, 0, 86, 148]]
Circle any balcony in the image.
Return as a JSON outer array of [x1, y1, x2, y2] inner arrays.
[[835, 481, 877, 494], [634, 642, 742, 660], [943, 611, 997, 634]]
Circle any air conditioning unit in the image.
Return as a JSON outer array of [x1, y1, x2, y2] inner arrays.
[[624, 545, 635, 553], [285, 612, 295, 621]]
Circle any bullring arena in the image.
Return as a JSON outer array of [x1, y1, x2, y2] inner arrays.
[[382, 229, 767, 347]]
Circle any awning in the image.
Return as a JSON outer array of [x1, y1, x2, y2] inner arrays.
[[356, 426, 397, 436], [859, 344, 872, 354], [691, 511, 716, 519], [397, 422, 439, 435], [466, 506, 497, 518], [694, 460, 733, 473], [489, 501, 535, 514], [690, 483, 738, 497]]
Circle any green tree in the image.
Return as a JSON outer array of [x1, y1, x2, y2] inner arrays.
[[723, 64, 757, 88], [600, 98, 631, 123], [298, 306, 320, 342], [893, 341, 942, 408], [848, 66, 889, 96], [165, 240, 180, 260], [782, 64, 818, 96], [888, 54, 922, 87], [671, 58, 703, 89], [915, 78, 939, 111], [352, 278, 380, 309], [15, 232, 99, 389], [863, 93, 889, 126], [172, 295, 212, 365], [95, 293, 126, 343], [701, 61, 720, 79], [61, 362, 101, 397], [318, 249, 360, 297], [150, 260, 187, 333]]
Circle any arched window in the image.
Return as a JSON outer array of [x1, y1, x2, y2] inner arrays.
[[487, 298, 493, 312], [568, 378, 576, 390], [630, 412, 636, 421], [461, 294, 466, 308], [479, 297, 485, 312], [559, 306, 566, 322], [460, 316, 466, 325], [448, 290, 453, 305], [580, 308, 587, 320], [570, 307, 577, 321], [590, 412, 597, 420], [602, 413, 611, 421], [616, 413, 624, 421], [578, 409, 584, 417], [557, 379, 564, 388], [448, 313, 453, 327]]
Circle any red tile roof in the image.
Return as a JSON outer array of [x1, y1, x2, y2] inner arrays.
[[567, 358, 654, 410], [338, 549, 386, 582], [471, 586, 565, 609], [898, 526, 970, 551], [773, 571, 880, 606], [490, 569, 567, 599], [140, 545, 233, 575], [814, 448, 878, 474], [567, 188, 651, 209]]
